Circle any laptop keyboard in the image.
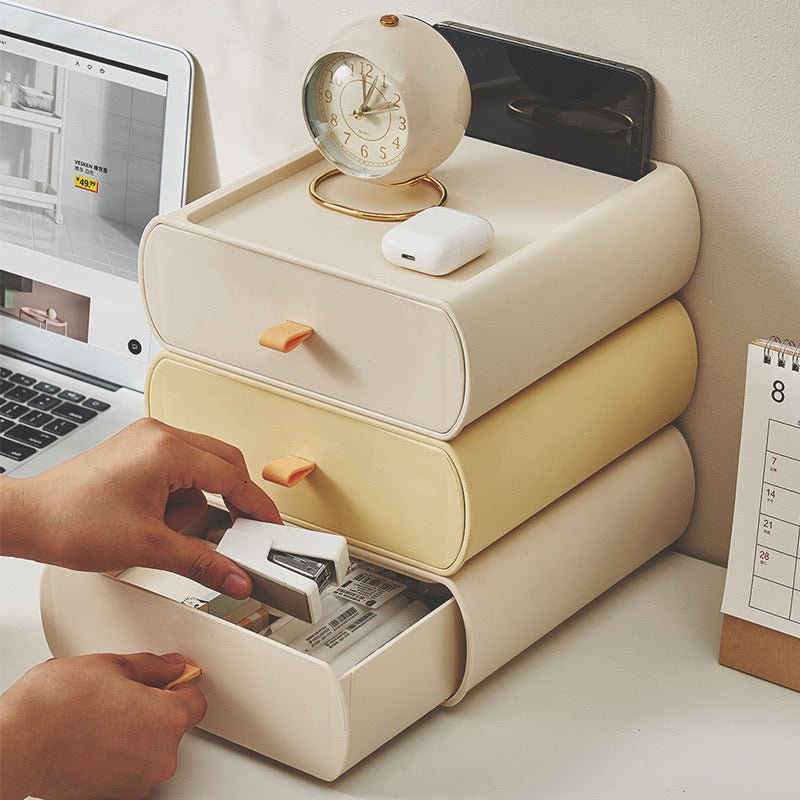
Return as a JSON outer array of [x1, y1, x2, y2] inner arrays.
[[0, 366, 110, 472]]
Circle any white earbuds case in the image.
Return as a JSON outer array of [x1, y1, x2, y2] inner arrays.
[[381, 206, 494, 275]]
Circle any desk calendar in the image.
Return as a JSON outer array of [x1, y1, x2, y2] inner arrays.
[[722, 338, 800, 638]]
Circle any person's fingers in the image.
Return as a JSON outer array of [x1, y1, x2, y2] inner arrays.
[[154, 422, 251, 472], [164, 487, 208, 531], [167, 685, 207, 730], [141, 522, 253, 598], [105, 652, 186, 687], [165, 445, 282, 525]]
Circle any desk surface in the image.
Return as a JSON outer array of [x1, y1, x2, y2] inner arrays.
[[2, 550, 797, 799]]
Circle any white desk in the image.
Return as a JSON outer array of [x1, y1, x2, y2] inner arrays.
[[2, 551, 797, 799]]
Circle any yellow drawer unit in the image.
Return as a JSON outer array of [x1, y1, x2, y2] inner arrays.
[[147, 299, 697, 574]]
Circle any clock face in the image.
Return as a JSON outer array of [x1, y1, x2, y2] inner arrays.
[[303, 51, 409, 180]]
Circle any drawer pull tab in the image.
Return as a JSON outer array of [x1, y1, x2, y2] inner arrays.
[[163, 662, 202, 691], [262, 455, 316, 487], [258, 321, 313, 353]]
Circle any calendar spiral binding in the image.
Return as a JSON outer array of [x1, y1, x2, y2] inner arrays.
[[761, 336, 800, 372]]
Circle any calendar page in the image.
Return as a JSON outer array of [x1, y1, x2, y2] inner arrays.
[[722, 339, 800, 638]]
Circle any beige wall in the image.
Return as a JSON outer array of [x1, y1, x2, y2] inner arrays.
[[27, 0, 799, 566]]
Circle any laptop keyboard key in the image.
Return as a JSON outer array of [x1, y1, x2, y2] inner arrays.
[[82, 398, 110, 412], [0, 437, 37, 461], [34, 381, 61, 395], [52, 402, 97, 424], [43, 418, 78, 436], [9, 373, 36, 387], [4, 385, 37, 403], [0, 419, 13, 433], [58, 390, 86, 403], [21, 410, 54, 428], [0, 379, 13, 394], [28, 394, 61, 411], [0, 367, 11, 378], [6, 424, 58, 449], [0, 402, 28, 419]]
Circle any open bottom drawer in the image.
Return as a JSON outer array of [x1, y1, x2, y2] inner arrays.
[[40, 426, 693, 780]]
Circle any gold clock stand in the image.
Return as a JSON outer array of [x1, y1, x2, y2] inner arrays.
[[308, 168, 447, 222]]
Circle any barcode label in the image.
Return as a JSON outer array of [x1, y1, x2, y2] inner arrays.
[[321, 611, 378, 650], [328, 606, 359, 631], [351, 571, 400, 592], [334, 567, 407, 608], [297, 603, 361, 650]]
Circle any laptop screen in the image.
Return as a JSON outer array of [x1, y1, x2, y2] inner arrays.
[[0, 12, 190, 389]]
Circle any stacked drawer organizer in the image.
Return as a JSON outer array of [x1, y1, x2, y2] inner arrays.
[[40, 136, 701, 780]]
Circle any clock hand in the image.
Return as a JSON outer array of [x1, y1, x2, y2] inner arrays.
[[357, 101, 396, 117], [353, 77, 380, 119], [363, 75, 378, 108]]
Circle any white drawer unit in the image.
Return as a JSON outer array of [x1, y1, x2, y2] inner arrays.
[[41, 426, 694, 780], [140, 137, 699, 439]]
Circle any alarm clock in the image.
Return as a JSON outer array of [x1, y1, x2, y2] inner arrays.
[[302, 14, 471, 220]]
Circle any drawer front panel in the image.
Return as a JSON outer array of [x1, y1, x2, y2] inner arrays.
[[40, 566, 464, 781], [142, 225, 465, 435], [147, 354, 466, 570]]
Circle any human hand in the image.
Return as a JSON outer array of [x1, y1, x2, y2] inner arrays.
[[0, 418, 281, 598], [0, 651, 205, 800]]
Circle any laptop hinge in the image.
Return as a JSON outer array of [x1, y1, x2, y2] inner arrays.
[[0, 345, 123, 392]]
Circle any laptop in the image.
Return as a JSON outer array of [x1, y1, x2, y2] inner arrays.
[[0, 2, 193, 476]]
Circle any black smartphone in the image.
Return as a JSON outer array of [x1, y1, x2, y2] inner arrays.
[[434, 22, 655, 180]]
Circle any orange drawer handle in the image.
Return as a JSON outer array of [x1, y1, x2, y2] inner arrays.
[[262, 455, 316, 487], [258, 321, 313, 353], [164, 663, 202, 691]]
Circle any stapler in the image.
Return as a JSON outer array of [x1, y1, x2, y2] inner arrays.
[[215, 519, 349, 623]]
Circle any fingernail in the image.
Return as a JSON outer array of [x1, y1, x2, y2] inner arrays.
[[221, 573, 249, 597], [161, 652, 184, 666]]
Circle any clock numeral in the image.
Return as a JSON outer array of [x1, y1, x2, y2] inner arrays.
[[359, 62, 374, 78], [346, 61, 355, 76], [381, 74, 387, 89], [398, 116, 407, 131], [392, 137, 401, 149], [330, 113, 338, 127], [392, 93, 401, 108], [343, 131, 351, 144], [324, 89, 332, 103], [379, 146, 387, 160], [360, 144, 369, 159]]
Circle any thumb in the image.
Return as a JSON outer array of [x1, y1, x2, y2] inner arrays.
[[110, 651, 186, 687], [145, 523, 253, 599]]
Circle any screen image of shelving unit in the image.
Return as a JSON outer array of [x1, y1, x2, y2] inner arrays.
[[0, 61, 68, 223]]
